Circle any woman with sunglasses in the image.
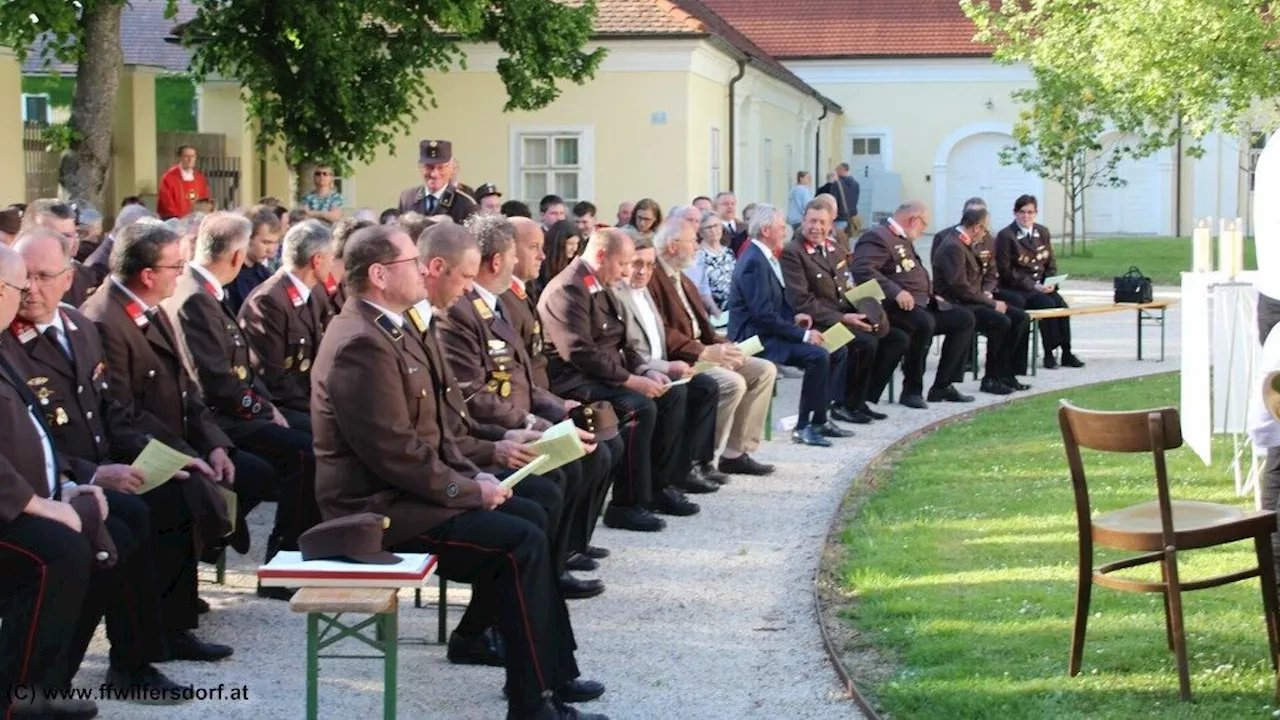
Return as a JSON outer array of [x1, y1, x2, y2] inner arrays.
[[301, 165, 345, 223]]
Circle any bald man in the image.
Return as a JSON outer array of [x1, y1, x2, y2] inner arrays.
[[539, 228, 699, 532]]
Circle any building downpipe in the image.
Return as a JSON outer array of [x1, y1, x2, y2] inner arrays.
[[727, 58, 747, 192]]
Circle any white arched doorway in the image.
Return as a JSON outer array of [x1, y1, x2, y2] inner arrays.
[[933, 122, 1043, 229], [1085, 132, 1170, 235]]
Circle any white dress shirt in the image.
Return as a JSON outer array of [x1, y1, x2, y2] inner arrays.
[[28, 408, 58, 496], [366, 299, 406, 328], [751, 239, 785, 288]]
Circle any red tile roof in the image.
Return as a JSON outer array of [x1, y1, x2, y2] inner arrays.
[[696, 0, 991, 59]]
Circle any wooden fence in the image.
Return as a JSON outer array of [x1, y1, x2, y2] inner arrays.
[[23, 123, 60, 202]]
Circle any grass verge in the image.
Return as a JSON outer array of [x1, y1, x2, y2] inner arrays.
[[838, 373, 1277, 718], [1055, 237, 1256, 286]]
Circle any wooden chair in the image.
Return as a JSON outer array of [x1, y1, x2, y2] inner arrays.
[[1058, 401, 1280, 700]]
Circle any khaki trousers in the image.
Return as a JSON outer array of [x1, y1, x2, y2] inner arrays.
[[704, 356, 776, 455]]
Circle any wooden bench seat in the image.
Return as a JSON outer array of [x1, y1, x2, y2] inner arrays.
[[1025, 298, 1176, 375]]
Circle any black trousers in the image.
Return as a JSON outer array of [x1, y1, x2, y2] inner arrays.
[[235, 408, 320, 558], [763, 341, 840, 429], [888, 304, 975, 396], [566, 382, 687, 508], [1262, 448, 1280, 584], [1004, 288, 1073, 355], [967, 305, 1014, 378], [837, 330, 909, 408], [0, 514, 91, 698], [994, 290, 1031, 374], [394, 502, 577, 714], [686, 373, 720, 465], [580, 435, 622, 549], [1259, 293, 1280, 344], [497, 471, 566, 574], [450, 492, 550, 641], [141, 479, 200, 632], [68, 490, 166, 676]]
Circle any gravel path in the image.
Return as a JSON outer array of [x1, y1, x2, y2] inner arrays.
[[75, 290, 1184, 719]]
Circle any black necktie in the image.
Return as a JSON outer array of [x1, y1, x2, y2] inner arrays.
[[44, 327, 72, 363]]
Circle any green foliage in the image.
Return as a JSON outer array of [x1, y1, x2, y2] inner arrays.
[[179, 0, 605, 174], [155, 75, 197, 131], [20, 75, 76, 107], [841, 374, 1277, 718], [1055, 236, 1258, 285], [37, 123, 78, 153], [962, 0, 1280, 154]]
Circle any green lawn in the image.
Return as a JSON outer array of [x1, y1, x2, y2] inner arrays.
[[840, 373, 1277, 719], [1055, 237, 1256, 286]]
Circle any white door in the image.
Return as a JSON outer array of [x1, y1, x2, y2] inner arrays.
[[946, 132, 1040, 228], [1086, 141, 1160, 234]]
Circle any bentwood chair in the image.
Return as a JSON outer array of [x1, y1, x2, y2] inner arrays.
[[1058, 401, 1280, 701]]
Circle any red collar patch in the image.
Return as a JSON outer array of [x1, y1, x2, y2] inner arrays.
[[9, 319, 36, 344], [124, 301, 149, 328], [285, 282, 305, 308], [583, 274, 601, 294], [509, 280, 527, 301], [324, 273, 338, 294]]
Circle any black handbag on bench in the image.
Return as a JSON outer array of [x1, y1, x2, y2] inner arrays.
[[1113, 266, 1153, 304]]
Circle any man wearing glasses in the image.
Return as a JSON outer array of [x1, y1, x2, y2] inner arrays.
[[20, 198, 101, 305], [157, 145, 211, 220], [851, 201, 977, 410]]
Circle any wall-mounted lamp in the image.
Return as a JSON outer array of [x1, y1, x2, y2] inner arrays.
[[984, 98, 995, 111]]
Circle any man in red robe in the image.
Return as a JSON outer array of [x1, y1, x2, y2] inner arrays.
[[157, 145, 211, 219]]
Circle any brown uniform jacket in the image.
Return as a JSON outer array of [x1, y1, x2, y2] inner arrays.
[[646, 260, 724, 363], [79, 280, 231, 457], [313, 275, 347, 331], [161, 268, 276, 441], [852, 221, 950, 310], [437, 287, 565, 430], [403, 302, 508, 470], [995, 222, 1056, 293], [4, 307, 149, 481], [538, 258, 646, 394], [396, 185, 477, 225], [780, 236, 856, 330], [0, 347, 66, 521], [311, 298, 483, 545], [932, 229, 997, 308], [62, 261, 101, 308], [501, 280, 552, 390], [239, 271, 325, 414]]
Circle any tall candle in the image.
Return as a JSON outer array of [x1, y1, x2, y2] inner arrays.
[[1218, 218, 1232, 275], [1192, 219, 1212, 272], [1230, 217, 1245, 276]]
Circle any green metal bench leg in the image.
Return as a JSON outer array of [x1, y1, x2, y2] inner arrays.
[[1030, 321, 1040, 377], [306, 613, 319, 720], [381, 611, 398, 720], [1136, 308, 1144, 360], [764, 382, 776, 442], [216, 548, 226, 585]]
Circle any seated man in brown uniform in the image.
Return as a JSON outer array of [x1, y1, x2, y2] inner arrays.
[[933, 205, 1030, 395], [436, 215, 619, 577], [160, 213, 317, 599], [311, 224, 605, 720], [851, 201, 976, 409], [539, 228, 700, 531], [315, 217, 369, 329]]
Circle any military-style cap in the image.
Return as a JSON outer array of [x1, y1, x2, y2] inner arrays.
[[855, 297, 890, 338], [570, 401, 620, 442], [299, 513, 402, 564], [0, 206, 22, 234], [474, 183, 502, 200], [419, 139, 453, 166]]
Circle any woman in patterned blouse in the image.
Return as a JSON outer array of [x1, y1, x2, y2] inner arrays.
[[687, 209, 735, 321], [301, 165, 344, 223]]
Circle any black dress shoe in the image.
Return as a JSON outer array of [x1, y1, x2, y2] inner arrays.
[[927, 384, 975, 403], [256, 583, 296, 601], [602, 504, 666, 532], [447, 629, 505, 666], [10, 692, 98, 718], [676, 468, 719, 494], [717, 454, 775, 476], [508, 698, 609, 720], [979, 376, 1013, 395], [559, 572, 605, 599], [829, 405, 870, 424], [1060, 351, 1085, 368], [228, 520, 250, 554], [652, 487, 699, 516], [105, 665, 189, 704], [161, 631, 233, 662], [1004, 377, 1031, 391], [856, 404, 888, 420], [1043, 352, 1059, 369], [196, 597, 210, 615], [899, 393, 928, 409], [791, 426, 831, 447], [556, 678, 606, 703], [565, 552, 598, 572], [584, 545, 610, 559], [813, 420, 854, 438], [697, 461, 730, 485]]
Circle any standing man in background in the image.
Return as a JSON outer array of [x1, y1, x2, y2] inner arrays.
[[158, 145, 211, 220]]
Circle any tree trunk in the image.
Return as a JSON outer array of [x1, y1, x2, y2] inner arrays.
[[59, 2, 123, 208]]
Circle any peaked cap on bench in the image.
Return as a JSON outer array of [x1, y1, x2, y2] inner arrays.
[[300, 513, 402, 565]]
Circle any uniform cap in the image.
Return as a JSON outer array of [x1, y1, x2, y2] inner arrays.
[[299, 513, 402, 564], [419, 139, 453, 166]]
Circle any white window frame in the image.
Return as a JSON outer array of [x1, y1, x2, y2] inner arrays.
[[842, 125, 894, 176], [21, 93, 51, 125], [508, 125, 595, 206], [710, 127, 722, 196]]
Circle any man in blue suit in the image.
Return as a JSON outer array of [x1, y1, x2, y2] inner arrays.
[[727, 205, 852, 447]]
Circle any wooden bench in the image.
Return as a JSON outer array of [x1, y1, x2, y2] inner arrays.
[[1025, 298, 1176, 376], [291, 587, 400, 720]]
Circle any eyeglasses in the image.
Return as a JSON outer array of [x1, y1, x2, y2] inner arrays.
[[150, 260, 188, 272], [2, 279, 30, 297], [29, 267, 70, 284], [379, 256, 420, 269]]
